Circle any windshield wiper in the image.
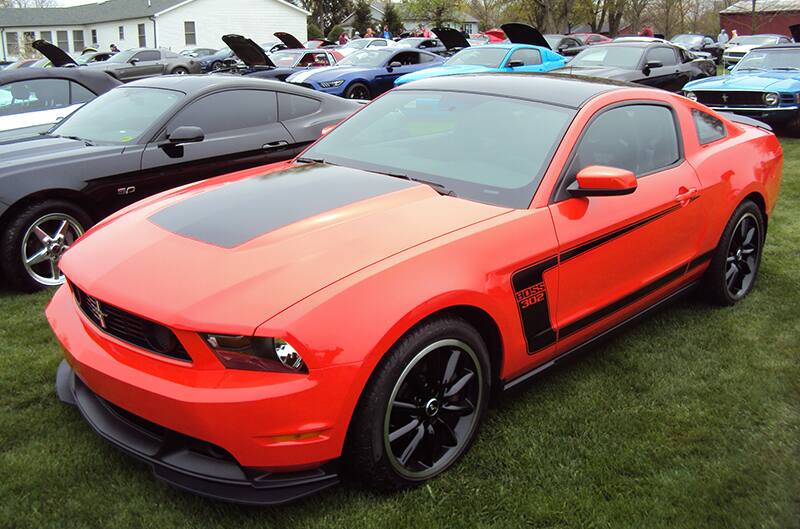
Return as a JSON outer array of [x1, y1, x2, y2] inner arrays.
[[773, 67, 800, 71], [295, 156, 326, 164], [736, 67, 764, 71], [50, 133, 94, 146], [374, 170, 457, 197]]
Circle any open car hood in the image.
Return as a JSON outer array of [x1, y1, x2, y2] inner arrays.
[[433, 27, 470, 50], [32, 40, 77, 67], [221, 34, 275, 68], [791, 24, 800, 43], [500, 23, 550, 49], [309, 38, 337, 47], [274, 32, 305, 50]]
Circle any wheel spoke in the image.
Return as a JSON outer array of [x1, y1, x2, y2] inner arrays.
[[398, 424, 425, 465], [32, 225, 49, 243], [389, 418, 420, 442], [441, 349, 460, 386], [49, 259, 60, 280], [444, 371, 474, 398], [743, 226, 756, 246], [441, 398, 475, 416], [25, 248, 49, 266], [54, 220, 69, 238], [726, 263, 739, 289], [434, 417, 459, 447], [392, 400, 417, 411]]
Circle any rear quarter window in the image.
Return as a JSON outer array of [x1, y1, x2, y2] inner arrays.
[[692, 109, 726, 144]]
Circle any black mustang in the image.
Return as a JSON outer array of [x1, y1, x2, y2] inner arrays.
[[554, 41, 715, 92], [0, 75, 359, 291]]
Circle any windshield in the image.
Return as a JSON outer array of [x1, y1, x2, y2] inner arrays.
[[338, 49, 389, 67], [445, 48, 509, 68], [301, 90, 574, 208], [53, 87, 183, 144], [75, 54, 94, 64], [571, 45, 644, 69], [545, 36, 562, 48], [735, 48, 800, 71], [672, 34, 703, 46], [343, 40, 369, 49], [396, 39, 422, 48], [271, 51, 301, 66], [731, 35, 778, 46], [105, 50, 137, 63]]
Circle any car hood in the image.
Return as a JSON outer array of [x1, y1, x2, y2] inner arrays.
[[552, 65, 631, 79], [725, 44, 761, 54], [222, 34, 276, 68], [32, 39, 77, 67], [501, 23, 550, 48], [685, 71, 800, 91], [433, 27, 470, 50], [395, 64, 497, 85], [274, 32, 305, 50], [61, 163, 509, 333], [287, 65, 375, 83], [0, 135, 122, 171]]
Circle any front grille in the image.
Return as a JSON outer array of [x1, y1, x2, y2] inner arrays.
[[694, 91, 769, 107], [70, 283, 191, 362]]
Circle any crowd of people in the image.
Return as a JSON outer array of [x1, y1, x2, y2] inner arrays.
[[336, 24, 435, 44]]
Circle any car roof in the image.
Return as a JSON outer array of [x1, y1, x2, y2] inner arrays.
[[752, 43, 800, 50], [0, 66, 120, 91], [393, 72, 636, 109], [595, 41, 666, 48], [124, 73, 337, 97]]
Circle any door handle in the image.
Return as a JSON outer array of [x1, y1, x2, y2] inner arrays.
[[263, 140, 288, 149], [675, 187, 699, 205]]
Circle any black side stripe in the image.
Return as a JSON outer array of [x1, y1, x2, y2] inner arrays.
[[687, 249, 714, 270], [559, 264, 686, 339], [560, 203, 683, 263], [511, 256, 558, 352]]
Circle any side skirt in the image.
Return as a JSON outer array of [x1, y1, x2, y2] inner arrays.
[[502, 280, 699, 392]]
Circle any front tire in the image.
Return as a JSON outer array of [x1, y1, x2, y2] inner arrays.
[[171, 67, 189, 75], [345, 82, 371, 100], [1, 200, 91, 292], [346, 316, 490, 490], [702, 199, 764, 305]]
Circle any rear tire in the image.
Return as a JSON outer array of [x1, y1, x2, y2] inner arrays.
[[345, 316, 490, 491], [345, 82, 371, 100], [171, 67, 189, 75], [1, 200, 91, 292], [701, 199, 764, 305], [211, 61, 222, 71]]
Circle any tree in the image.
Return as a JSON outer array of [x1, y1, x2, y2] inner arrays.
[[381, 1, 404, 35], [468, 0, 512, 30], [327, 24, 346, 41], [352, 0, 375, 35], [302, 0, 353, 35], [402, 0, 464, 28], [308, 21, 324, 39]]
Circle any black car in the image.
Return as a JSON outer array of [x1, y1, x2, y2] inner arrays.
[[395, 37, 448, 55], [554, 41, 715, 92], [0, 67, 120, 142], [0, 76, 360, 291], [33, 40, 202, 80], [671, 34, 723, 63], [544, 34, 587, 57], [215, 34, 339, 81]]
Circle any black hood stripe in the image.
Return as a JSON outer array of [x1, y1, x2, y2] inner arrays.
[[148, 163, 416, 248]]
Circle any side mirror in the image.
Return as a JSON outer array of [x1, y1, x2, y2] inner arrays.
[[507, 60, 524, 68], [388, 61, 402, 69], [644, 60, 663, 70], [567, 165, 637, 197], [129, 57, 140, 65], [166, 126, 205, 145]]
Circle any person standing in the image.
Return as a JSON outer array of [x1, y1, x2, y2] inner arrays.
[[365, 27, 375, 38], [110, 43, 120, 53], [382, 25, 391, 39], [639, 24, 654, 38], [731, 29, 739, 39], [422, 25, 431, 38], [338, 32, 349, 45], [717, 28, 729, 44]]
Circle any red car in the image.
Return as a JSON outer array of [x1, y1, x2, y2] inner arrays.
[[48, 74, 782, 504], [570, 32, 613, 45]]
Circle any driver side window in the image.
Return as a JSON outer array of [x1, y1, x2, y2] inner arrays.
[[647, 47, 678, 66], [557, 104, 681, 201], [507, 48, 541, 66], [393, 51, 422, 65], [133, 50, 160, 62]]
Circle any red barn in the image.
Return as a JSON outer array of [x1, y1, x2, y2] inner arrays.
[[720, 0, 800, 37]]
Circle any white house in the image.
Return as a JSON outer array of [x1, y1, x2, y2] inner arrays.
[[0, 0, 309, 62]]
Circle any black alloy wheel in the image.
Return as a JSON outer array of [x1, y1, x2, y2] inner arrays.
[[724, 212, 760, 299]]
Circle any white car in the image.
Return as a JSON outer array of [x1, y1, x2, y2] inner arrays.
[[0, 68, 120, 142], [337, 38, 395, 57], [723, 34, 792, 64]]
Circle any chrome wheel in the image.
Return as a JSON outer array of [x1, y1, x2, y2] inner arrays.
[[383, 339, 483, 480], [173, 67, 188, 75], [21, 213, 84, 287], [725, 212, 760, 299]]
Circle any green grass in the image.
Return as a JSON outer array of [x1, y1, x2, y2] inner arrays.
[[1, 141, 799, 529]]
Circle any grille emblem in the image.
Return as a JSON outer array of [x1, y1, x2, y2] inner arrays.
[[86, 297, 108, 329], [722, 93, 729, 103]]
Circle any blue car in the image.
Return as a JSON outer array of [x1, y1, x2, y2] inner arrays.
[[286, 48, 445, 99], [684, 44, 800, 131], [394, 43, 566, 86]]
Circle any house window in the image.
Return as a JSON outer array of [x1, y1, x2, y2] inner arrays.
[[73, 30, 85, 52], [138, 23, 146, 47], [57, 31, 69, 51], [6, 32, 19, 56], [119, 26, 125, 40], [184, 21, 196, 45], [91, 29, 97, 46], [23, 31, 35, 52], [40, 31, 52, 43]]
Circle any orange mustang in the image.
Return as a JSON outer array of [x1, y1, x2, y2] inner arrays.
[[48, 74, 782, 504]]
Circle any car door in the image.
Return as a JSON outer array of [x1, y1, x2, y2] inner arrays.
[[504, 48, 543, 72], [374, 51, 429, 94], [117, 50, 163, 81], [547, 103, 705, 352], [139, 89, 295, 191], [639, 46, 682, 91]]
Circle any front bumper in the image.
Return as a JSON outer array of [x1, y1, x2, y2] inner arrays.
[[56, 360, 339, 505]]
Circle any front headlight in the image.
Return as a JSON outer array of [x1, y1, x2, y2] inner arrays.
[[203, 334, 307, 373], [685, 91, 698, 101], [320, 79, 345, 88], [764, 92, 779, 106]]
